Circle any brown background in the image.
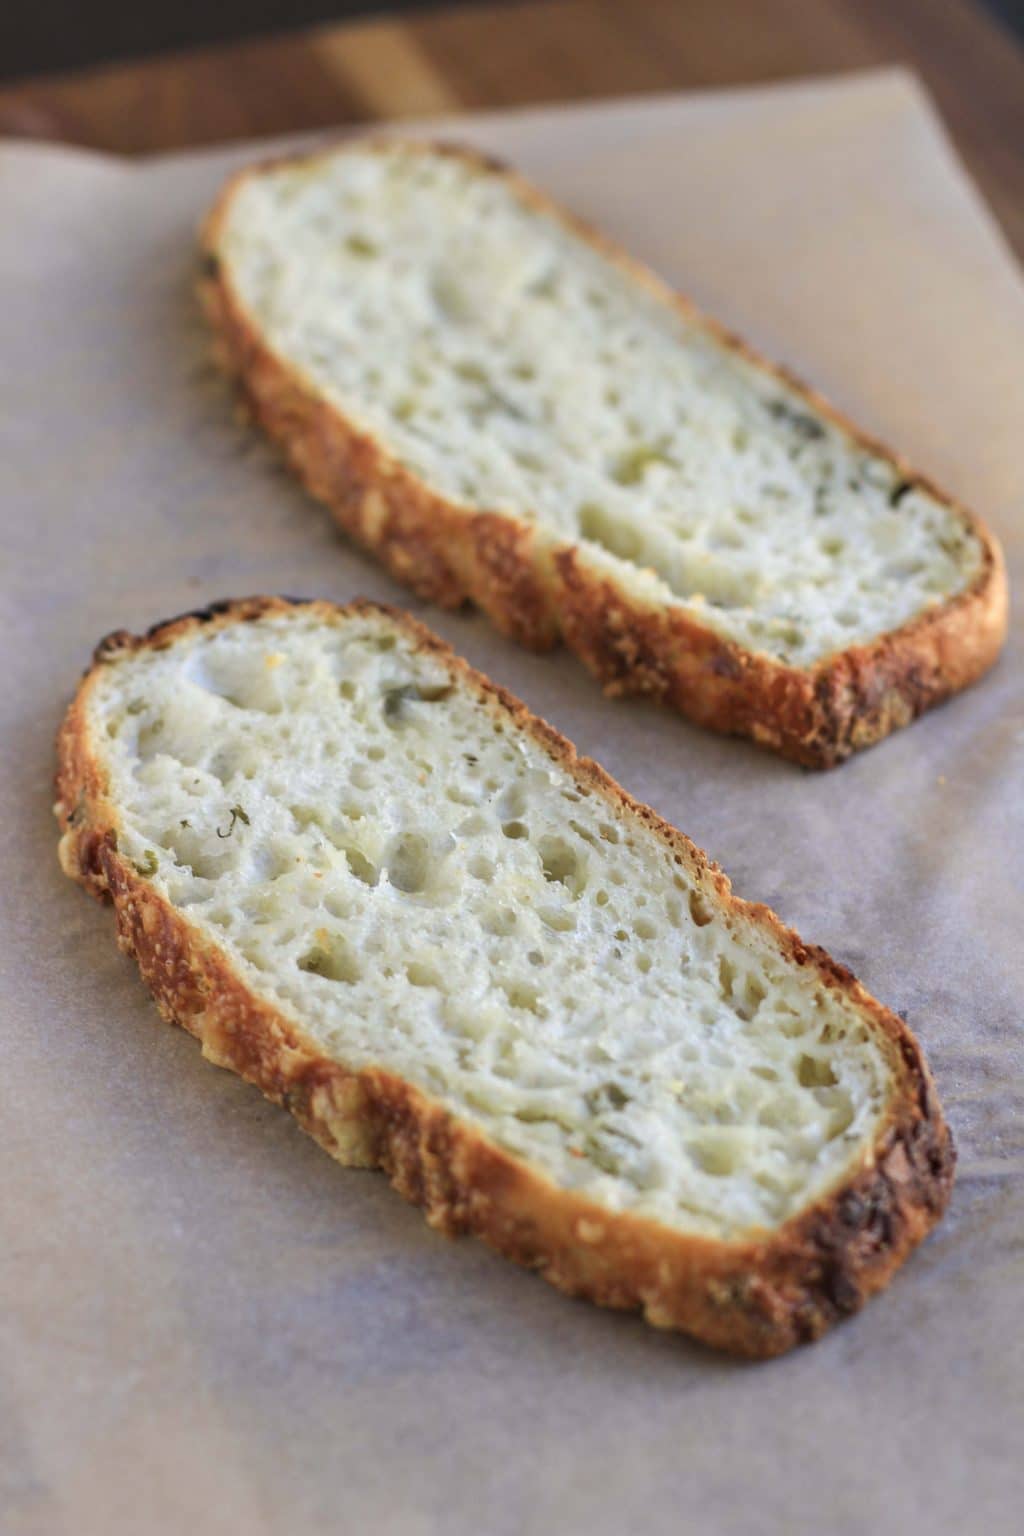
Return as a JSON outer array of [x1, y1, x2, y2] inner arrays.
[[1, 0, 1023, 259]]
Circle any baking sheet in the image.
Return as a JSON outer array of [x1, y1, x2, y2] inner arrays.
[[1, 69, 1022, 1535]]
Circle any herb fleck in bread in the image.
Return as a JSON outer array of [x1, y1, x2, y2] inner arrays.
[[56, 597, 954, 1356], [199, 139, 1006, 767]]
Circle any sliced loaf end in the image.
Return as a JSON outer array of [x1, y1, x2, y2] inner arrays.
[[56, 597, 955, 1354], [198, 138, 1007, 766]]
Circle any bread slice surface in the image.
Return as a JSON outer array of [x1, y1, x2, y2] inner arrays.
[[56, 597, 953, 1355], [200, 139, 1006, 766]]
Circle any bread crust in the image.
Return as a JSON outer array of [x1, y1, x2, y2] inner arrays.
[[56, 595, 955, 1356], [197, 139, 1007, 768]]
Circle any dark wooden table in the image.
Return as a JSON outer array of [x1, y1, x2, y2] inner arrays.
[[2, 0, 1022, 258]]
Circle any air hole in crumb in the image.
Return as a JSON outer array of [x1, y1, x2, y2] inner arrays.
[[467, 854, 495, 880], [540, 908, 575, 933], [366, 745, 385, 762], [635, 917, 657, 940], [345, 233, 378, 258], [797, 1054, 837, 1089], [595, 889, 610, 907], [579, 502, 642, 561], [483, 906, 517, 936], [827, 1099, 855, 1139], [446, 784, 481, 807], [738, 978, 767, 1019], [538, 835, 581, 891], [500, 981, 543, 1015], [339, 680, 357, 700], [496, 784, 527, 820], [689, 889, 713, 926], [386, 833, 430, 894], [291, 804, 322, 832], [884, 559, 926, 581], [298, 940, 361, 984], [247, 844, 295, 883], [688, 1136, 740, 1177], [176, 845, 230, 881], [568, 819, 597, 847], [343, 847, 378, 886], [383, 682, 452, 725], [137, 719, 167, 760], [502, 820, 529, 840], [406, 961, 442, 988]]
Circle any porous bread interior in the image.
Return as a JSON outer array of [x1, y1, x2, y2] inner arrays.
[[90, 609, 896, 1239], [216, 143, 982, 667]]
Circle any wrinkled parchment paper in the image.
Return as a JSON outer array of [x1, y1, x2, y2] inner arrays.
[[1, 71, 1021, 1536]]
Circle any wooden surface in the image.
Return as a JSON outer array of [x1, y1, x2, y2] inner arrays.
[[1, 0, 1022, 258]]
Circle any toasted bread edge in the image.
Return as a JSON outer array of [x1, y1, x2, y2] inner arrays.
[[197, 139, 1007, 767], [55, 595, 954, 1356]]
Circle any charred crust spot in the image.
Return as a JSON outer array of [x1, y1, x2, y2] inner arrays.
[[820, 1262, 863, 1316], [281, 1081, 311, 1119], [811, 667, 848, 754], [838, 1192, 866, 1228], [93, 629, 136, 665], [143, 599, 239, 639], [709, 650, 743, 679]]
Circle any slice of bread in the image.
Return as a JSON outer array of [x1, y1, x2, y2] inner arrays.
[[199, 139, 1006, 767], [56, 597, 953, 1356]]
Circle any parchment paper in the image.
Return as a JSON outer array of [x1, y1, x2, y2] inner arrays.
[[1, 70, 1021, 1536]]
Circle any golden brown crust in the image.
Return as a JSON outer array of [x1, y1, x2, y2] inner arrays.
[[197, 138, 1007, 767], [56, 595, 954, 1356]]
